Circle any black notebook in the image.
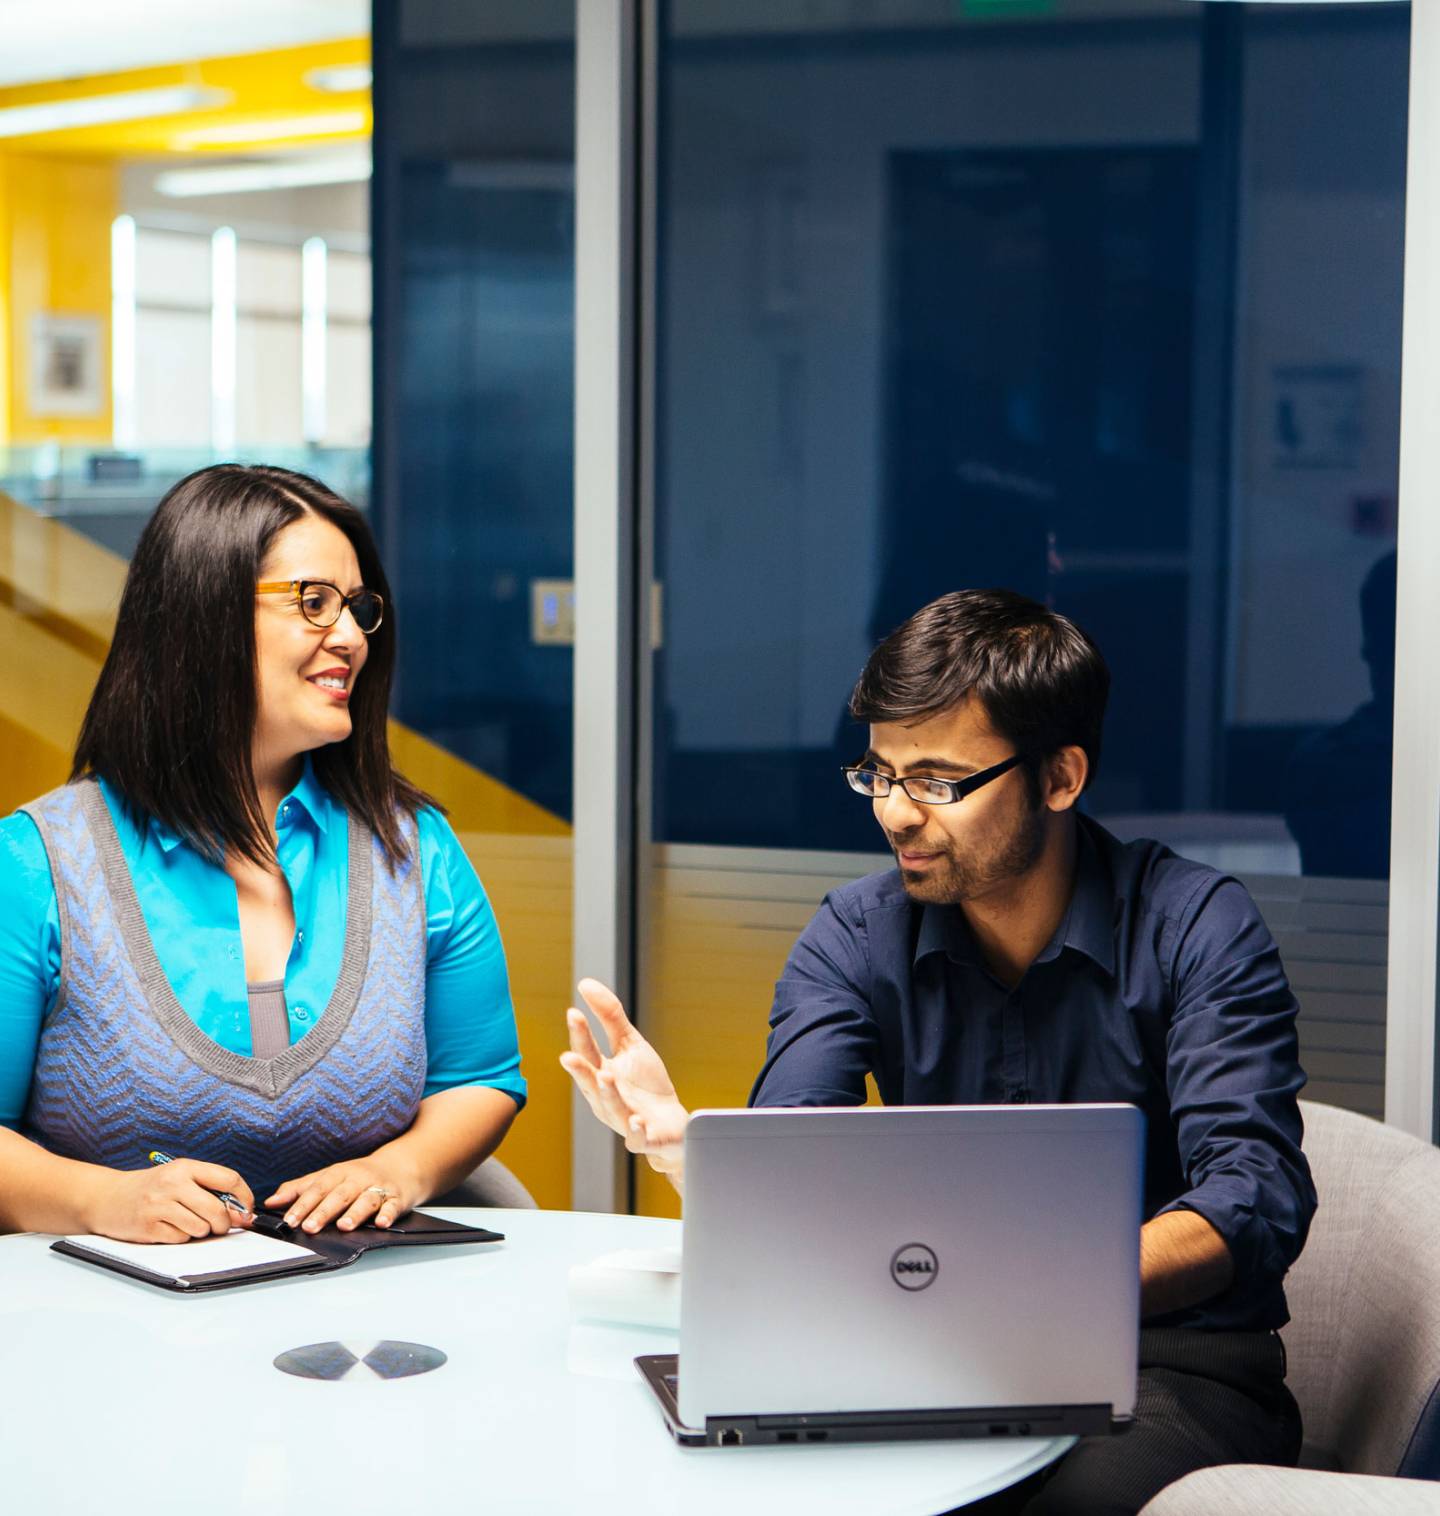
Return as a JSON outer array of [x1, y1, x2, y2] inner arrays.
[[52, 1209, 504, 1292]]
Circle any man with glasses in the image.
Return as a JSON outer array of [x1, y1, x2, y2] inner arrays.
[[563, 587, 1314, 1515]]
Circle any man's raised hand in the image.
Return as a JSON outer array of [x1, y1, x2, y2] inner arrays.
[[560, 978, 689, 1187]]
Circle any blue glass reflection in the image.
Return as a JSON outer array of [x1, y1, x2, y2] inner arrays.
[[374, 9, 576, 820], [652, 1, 1407, 874]]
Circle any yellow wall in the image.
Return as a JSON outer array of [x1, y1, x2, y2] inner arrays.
[[0, 153, 117, 446], [0, 32, 375, 449], [0, 490, 574, 1207]]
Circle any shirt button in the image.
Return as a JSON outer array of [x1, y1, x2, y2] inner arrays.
[[296, 930, 304, 945], [294, 1005, 311, 1024], [281, 803, 292, 822]]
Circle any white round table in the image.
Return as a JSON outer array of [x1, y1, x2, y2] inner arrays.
[[0, 1209, 1072, 1515]]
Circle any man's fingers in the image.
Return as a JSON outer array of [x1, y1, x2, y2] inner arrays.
[[576, 978, 635, 1048], [611, 1069, 688, 1140], [565, 1007, 604, 1067], [594, 1068, 642, 1130], [560, 1050, 603, 1102], [566, 1053, 630, 1124], [561, 1051, 641, 1141]]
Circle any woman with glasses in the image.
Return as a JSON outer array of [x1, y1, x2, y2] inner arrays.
[[0, 464, 525, 1243]]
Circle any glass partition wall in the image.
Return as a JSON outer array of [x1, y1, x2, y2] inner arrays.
[[625, 0, 1412, 1216], [372, 1, 577, 1206]]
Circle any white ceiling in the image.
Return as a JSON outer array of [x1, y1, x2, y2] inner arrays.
[[0, 0, 368, 89]]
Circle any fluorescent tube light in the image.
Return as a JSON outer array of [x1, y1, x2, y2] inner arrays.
[[210, 227, 236, 456], [304, 65, 373, 94], [154, 151, 372, 198], [301, 237, 328, 445], [111, 215, 137, 450], [173, 111, 367, 148], [0, 84, 228, 139]]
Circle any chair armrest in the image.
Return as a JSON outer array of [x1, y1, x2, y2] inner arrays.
[[1141, 1467, 1440, 1516]]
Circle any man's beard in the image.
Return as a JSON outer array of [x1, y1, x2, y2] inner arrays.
[[889, 802, 1048, 905]]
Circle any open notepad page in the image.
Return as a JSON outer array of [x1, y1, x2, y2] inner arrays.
[[62, 1227, 321, 1284]]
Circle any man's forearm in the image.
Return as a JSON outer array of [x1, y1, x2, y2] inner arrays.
[[1140, 1208, 1233, 1319]]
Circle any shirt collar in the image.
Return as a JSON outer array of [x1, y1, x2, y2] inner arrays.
[[105, 758, 333, 853], [1036, 819, 1116, 976], [281, 756, 332, 836], [94, 775, 185, 855], [149, 813, 184, 854], [914, 897, 975, 965], [912, 817, 1116, 977]]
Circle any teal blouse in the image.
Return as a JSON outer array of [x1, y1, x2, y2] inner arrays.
[[0, 761, 526, 1128]]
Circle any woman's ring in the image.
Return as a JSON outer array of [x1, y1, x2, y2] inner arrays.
[[366, 1185, 391, 1200]]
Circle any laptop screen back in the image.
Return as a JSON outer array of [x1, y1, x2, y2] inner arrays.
[[677, 1104, 1142, 1429]]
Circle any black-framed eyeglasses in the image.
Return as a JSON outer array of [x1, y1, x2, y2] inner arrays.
[[841, 753, 1023, 806], [255, 579, 385, 635]]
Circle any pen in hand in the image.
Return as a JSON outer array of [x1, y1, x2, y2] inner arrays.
[[147, 1150, 250, 1219]]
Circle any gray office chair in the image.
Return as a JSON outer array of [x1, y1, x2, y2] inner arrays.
[[428, 1155, 537, 1209], [1141, 1099, 1440, 1514]]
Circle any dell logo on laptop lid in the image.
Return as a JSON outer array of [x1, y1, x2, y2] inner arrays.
[[890, 1243, 939, 1291]]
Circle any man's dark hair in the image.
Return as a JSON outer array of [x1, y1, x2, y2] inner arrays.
[[73, 462, 432, 866], [849, 588, 1110, 795]]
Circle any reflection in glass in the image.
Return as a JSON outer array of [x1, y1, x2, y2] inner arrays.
[[651, 1, 1407, 874], [638, 0, 1409, 1217]]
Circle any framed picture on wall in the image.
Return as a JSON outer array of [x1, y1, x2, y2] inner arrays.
[[28, 313, 103, 417]]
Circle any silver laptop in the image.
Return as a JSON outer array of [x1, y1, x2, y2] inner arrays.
[[637, 1104, 1142, 1447]]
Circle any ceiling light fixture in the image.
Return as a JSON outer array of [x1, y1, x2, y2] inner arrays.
[[0, 83, 229, 139], [154, 150, 372, 198], [304, 64, 373, 93], [172, 110, 367, 148]]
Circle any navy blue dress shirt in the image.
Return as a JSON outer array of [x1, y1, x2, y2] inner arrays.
[[750, 815, 1316, 1332]]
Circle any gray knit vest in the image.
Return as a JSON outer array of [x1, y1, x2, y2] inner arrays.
[[19, 780, 427, 1200]]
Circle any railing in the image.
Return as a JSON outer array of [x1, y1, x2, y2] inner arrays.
[[0, 444, 371, 560]]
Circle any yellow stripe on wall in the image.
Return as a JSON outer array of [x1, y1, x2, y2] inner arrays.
[[636, 846, 888, 1218], [0, 39, 371, 159]]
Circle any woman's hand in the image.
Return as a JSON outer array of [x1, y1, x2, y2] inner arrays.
[[266, 1157, 420, 1233], [560, 978, 690, 1186], [84, 1160, 254, 1244]]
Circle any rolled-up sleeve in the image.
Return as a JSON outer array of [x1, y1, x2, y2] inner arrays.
[[418, 811, 526, 1108], [749, 888, 879, 1108], [1158, 877, 1316, 1300]]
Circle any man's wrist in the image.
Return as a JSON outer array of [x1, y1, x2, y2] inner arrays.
[[646, 1146, 684, 1177]]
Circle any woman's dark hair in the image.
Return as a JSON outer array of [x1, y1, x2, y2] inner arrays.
[[72, 463, 432, 865], [849, 588, 1110, 796]]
